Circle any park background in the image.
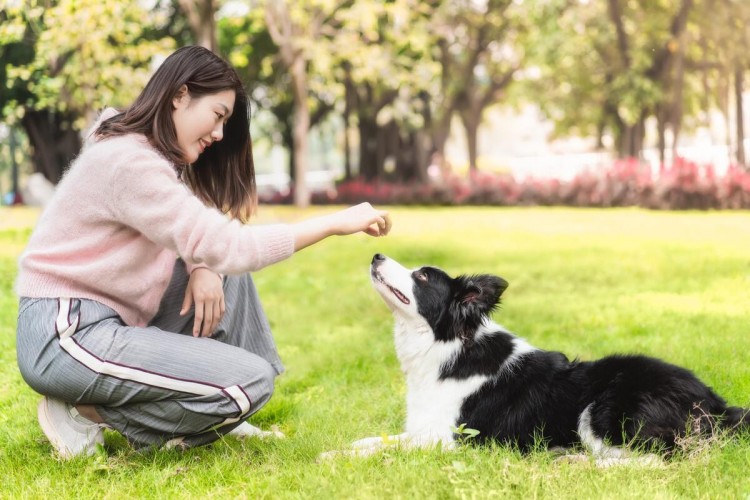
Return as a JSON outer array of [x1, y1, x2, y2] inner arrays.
[[1, 0, 750, 207], [1, 1, 750, 498]]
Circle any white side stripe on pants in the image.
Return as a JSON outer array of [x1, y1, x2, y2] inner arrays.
[[55, 298, 251, 427]]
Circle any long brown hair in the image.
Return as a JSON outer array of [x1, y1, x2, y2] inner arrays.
[[96, 46, 256, 221]]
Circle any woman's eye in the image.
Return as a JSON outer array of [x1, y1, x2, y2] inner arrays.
[[215, 113, 224, 120]]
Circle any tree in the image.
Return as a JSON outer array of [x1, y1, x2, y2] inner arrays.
[[264, 0, 311, 207], [641, 0, 694, 163], [177, 0, 218, 51], [219, 12, 333, 185], [526, 0, 704, 161], [691, 0, 750, 168], [263, 0, 357, 207], [428, 0, 524, 174], [0, 0, 173, 183], [332, 1, 437, 182]]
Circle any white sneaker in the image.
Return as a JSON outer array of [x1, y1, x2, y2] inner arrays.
[[37, 397, 104, 458], [228, 421, 285, 440]]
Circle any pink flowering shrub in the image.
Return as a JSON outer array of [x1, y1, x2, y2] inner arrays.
[[722, 165, 750, 209], [260, 158, 750, 210]]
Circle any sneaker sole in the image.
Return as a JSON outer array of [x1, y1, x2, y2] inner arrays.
[[38, 397, 76, 459], [37, 398, 102, 459]]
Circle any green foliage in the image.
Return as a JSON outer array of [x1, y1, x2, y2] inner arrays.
[[1, 0, 174, 128], [0, 127, 29, 194], [332, 0, 437, 129], [3, 0, 748, 181], [453, 423, 481, 444], [2, 206, 750, 497], [524, 0, 750, 148]]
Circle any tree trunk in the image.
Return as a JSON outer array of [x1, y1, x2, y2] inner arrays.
[[736, 66, 746, 168], [178, 0, 217, 51], [358, 116, 379, 181], [9, 127, 21, 204], [264, 0, 312, 204], [343, 75, 354, 180], [429, 96, 454, 174], [343, 114, 352, 181], [375, 124, 388, 180], [21, 108, 81, 184], [460, 110, 481, 174], [718, 70, 732, 156], [290, 57, 310, 208], [670, 31, 686, 162], [282, 124, 295, 184], [391, 127, 420, 182], [623, 127, 632, 158], [657, 115, 667, 166], [637, 117, 646, 158], [413, 129, 428, 182], [619, 120, 644, 159]]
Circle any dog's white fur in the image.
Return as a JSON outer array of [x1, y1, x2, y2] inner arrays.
[[322, 257, 539, 458], [320, 257, 670, 467]]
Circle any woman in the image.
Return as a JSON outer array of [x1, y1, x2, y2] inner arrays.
[[15, 46, 391, 458]]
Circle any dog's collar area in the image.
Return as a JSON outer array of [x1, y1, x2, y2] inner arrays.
[[372, 269, 411, 305]]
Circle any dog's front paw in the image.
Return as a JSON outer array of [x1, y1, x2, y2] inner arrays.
[[351, 436, 388, 449], [317, 446, 383, 461], [317, 449, 344, 461], [318, 435, 395, 461], [228, 422, 285, 440]]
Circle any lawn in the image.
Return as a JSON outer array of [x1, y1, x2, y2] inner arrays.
[[1, 205, 749, 498]]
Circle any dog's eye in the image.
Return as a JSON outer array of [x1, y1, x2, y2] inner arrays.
[[414, 271, 428, 282]]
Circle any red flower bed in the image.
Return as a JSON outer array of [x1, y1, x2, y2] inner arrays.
[[260, 158, 750, 210]]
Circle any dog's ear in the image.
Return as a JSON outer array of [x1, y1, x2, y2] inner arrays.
[[456, 274, 508, 312], [451, 274, 508, 344]]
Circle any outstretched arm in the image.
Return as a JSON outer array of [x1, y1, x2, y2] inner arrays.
[[180, 202, 391, 337], [291, 202, 392, 252]]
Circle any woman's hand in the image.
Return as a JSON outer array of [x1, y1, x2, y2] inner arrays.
[[181, 267, 225, 337], [292, 202, 392, 251], [328, 202, 392, 237]]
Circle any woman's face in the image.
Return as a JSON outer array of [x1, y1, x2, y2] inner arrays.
[[172, 87, 236, 164]]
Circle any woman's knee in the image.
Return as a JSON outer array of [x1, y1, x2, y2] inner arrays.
[[235, 354, 276, 407], [256, 357, 277, 398]]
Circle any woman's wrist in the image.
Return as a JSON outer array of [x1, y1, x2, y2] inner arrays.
[[291, 203, 390, 252], [292, 214, 336, 252]]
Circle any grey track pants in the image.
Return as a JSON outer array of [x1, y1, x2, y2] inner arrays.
[[16, 260, 284, 449]]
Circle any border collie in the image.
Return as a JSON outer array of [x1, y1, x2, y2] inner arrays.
[[328, 254, 749, 464]]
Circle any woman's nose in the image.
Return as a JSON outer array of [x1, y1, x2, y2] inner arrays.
[[211, 125, 224, 142]]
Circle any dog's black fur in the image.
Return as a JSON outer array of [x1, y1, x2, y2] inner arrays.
[[410, 263, 749, 452]]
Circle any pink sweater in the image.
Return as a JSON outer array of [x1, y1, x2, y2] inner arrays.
[[16, 110, 296, 327]]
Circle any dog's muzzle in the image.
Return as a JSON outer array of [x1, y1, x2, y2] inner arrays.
[[370, 254, 410, 305]]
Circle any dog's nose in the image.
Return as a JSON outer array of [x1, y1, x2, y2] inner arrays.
[[372, 253, 386, 264]]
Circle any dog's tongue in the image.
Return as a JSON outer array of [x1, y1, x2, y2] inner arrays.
[[388, 284, 410, 305]]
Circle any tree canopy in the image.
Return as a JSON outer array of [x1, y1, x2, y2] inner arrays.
[[1, 0, 747, 201]]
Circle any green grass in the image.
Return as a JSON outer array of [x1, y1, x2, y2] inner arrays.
[[1, 206, 750, 498]]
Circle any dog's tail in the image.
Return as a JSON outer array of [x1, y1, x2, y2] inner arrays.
[[722, 406, 750, 433]]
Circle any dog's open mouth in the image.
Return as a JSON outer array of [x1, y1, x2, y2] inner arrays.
[[372, 269, 410, 305]]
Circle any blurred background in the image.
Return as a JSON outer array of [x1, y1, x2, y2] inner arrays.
[[1, 0, 749, 210]]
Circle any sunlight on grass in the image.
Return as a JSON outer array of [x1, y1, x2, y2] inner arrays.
[[1, 206, 749, 498]]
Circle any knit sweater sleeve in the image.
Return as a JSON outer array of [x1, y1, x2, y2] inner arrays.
[[110, 143, 295, 275]]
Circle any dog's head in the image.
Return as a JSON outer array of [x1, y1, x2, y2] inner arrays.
[[370, 253, 508, 344]]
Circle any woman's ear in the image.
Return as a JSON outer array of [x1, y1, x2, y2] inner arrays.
[[172, 85, 189, 110]]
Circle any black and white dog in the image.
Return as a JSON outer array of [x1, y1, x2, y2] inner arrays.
[[331, 254, 749, 463]]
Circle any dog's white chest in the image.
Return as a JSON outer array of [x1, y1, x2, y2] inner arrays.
[[393, 321, 490, 439], [404, 373, 489, 438]]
